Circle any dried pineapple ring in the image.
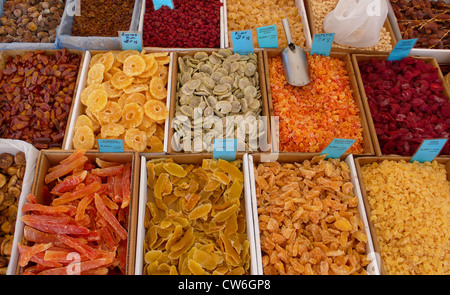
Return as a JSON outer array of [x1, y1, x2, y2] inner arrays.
[[122, 102, 144, 129], [155, 55, 171, 65], [125, 128, 147, 152], [149, 77, 167, 100], [98, 101, 122, 124], [154, 65, 168, 85], [74, 114, 94, 131], [143, 54, 156, 71], [140, 61, 158, 79], [81, 83, 104, 106], [144, 100, 169, 121], [97, 52, 115, 72], [86, 88, 108, 112], [73, 125, 95, 150], [138, 114, 155, 131], [111, 71, 134, 89], [117, 50, 140, 63], [102, 81, 123, 98], [146, 135, 164, 153], [87, 63, 105, 85], [123, 55, 146, 77], [101, 122, 125, 138], [123, 83, 149, 94], [89, 53, 104, 68], [126, 93, 146, 107]]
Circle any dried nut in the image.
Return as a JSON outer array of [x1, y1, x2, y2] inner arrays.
[[0, 154, 13, 170], [14, 152, 26, 166]]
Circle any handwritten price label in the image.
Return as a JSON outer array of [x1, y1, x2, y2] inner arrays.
[[387, 39, 417, 61], [231, 30, 254, 55], [256, 25, 278, 48], [310, 33, 335, 57], [119, 31, 143, 51], [410, 139, 447, 163]]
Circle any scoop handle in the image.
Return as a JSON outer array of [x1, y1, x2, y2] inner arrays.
[[282, 18, 294, 46]]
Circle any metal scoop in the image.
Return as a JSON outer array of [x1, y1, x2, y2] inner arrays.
[[281, 18, 310, 87]]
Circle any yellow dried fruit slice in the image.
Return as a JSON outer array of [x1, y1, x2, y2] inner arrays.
[[155, 55, 171, 65], [124, 128, 147, 152], [85, 109, 101, 132], [123, 55, 146, 77], [122, 102, 144, 129], [188, 259, 208, 275], [89, 53, 103, 68], [149, 77, 167, 100], [193, 249, 217, 270], [117, 49, 140, 63], [150, 52, 169, 58], [74, 115, 94, 133], [212, 171, 230, 185], [73, 125, 95, 150], [212, 204, 239, 223], [81, 83, 104, 106], [123, 83, 149, 94], [218, 159, 244, 182], [97, 52, 114, 72], [227, 181, 242, 200], [86, 88, 108, 112], [146, 135, 164, 153], [111, 71, 134, 89], [163, 163, 187, 178], [154, 172, 169, 199], [126, 92, 146, 107], [154, 65, 168, 85], [188, 203, 212, 220], [98, 101, 122, 124], [102, 81, 123, 98], [144, 100, 168, 121], [101, 123, 125, 138], [87, 63, 105, 85]]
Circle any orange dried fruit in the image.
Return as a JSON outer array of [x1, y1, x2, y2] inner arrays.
[[87, 63, 105, 85], [117, 50, 140, 63], [126, 93, 146, 107], [154, 65, 168, 85], [101, 123, 125, 138], [73, 125, 95, 150], [149, 77, 167, 100], [111, 71, 134, 89], [86, 88, 108, 112], [102, 81, 123, 99], [74, 114, 94, 131], [155, 55, 171, 65], [123, 55, 146, 77], [146, 135, 164, 153], [98, 101, 122, 124], [97, 52, 115, 72], [144, 100, 169, 121], [122, 102, 144, 129], [123, 83, 148, 94], [89, 53, 103, 68], [81, 83, 104, 106], [124, 128, 147, 152]]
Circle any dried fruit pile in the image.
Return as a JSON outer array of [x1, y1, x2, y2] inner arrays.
[[0, 0, 65, 43], [361, 160, 450, 274], [269, 54, 364, 153], [390, 0, 450, 49], [76, 50, 170, 152], [144, 158, 250, 275], [143, 0, 222, 48], [255, 155, 369, 275], [358, 57, 450, 155], [0, 49, 82, 149], [18, 150, 132, 275], [72, 0, 135, 37], [0, 152, 26, 275]]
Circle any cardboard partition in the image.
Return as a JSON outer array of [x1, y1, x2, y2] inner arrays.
[[16, 150, 140, 275], [263, 49, 375, 156], [0, 49, 86, 150], [224, 0, 312, 49], [248, 153, 380, 275], [167, 49, 272, 154], [354, 156, 450, 275], [303, 0, 397, 54], [135, 153, 259, 275], [351, 54, 450, 157], [63, 49, 173, 154]]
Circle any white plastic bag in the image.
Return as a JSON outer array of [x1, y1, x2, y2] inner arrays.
[[323, 0, 388, 48]]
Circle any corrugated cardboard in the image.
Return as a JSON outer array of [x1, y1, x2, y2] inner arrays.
[[135, 153, 259, 275], [15, 150, 140, 275], [352, 53, 450, 157], [263, 49, 375, 156], [248, 153, 380, 275], [354, 156, 450, 275]]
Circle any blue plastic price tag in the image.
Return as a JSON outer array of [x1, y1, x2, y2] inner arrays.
[[213, 139, 237, 161], [231, 30, 254, 55], [256, 25, 278, 48], [387, 39, 417, 61], [119, 31, 143, 51], [310, 33, 334, 56], [410, 139, 447, 163], [98, 139, 124, 153], [320, 138, 356, 159], [153, 0, 174, 10]]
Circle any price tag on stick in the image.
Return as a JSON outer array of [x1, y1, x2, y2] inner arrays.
[[119, 31, 143, 51], [410, 139, 448, 163], [213, 139, 237, 161], [387, 39, 417, 61], [256, 25, 278, 48], [310, 33, 334, 57], [231, 30, 254, 55], [320, 138, 356, 159], [153, 0, 174, 10], [98, 139, 124, 153]]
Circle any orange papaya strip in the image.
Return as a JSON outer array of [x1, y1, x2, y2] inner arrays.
[[18, 243, 53, 267], [22, 203, 72, 215], [99, 226, 116, 251], [59, 149, 86, 166], [116, 239, 128, 275], [27, 194, 37, 204], [100, 194, 119, 210], [23, 226, 64, 247], [40, 258, 114, 275], [91, 165, 124, 177], [17, 245, 62, 268], [44, 250, 89, 264], [85, 173, 102, 185], [94, 194, 128, 240], [45, 156, 89, 184], [57, 234, 99, 260], [121, 163, 132, 209], [113, 173, 123, 203], [51, 171, 88, 194], [52, 181, 101, 206], [21, 215, 90, 235], [74, 193, 95, 222], [83, 267, 109, 275]]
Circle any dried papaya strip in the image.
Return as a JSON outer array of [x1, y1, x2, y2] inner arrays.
[[17, 245, 63, 268], [57, 234, 99, 260], [85, 173, 102, 185], [51, 171, 88, 194], [75, 193, 95, 222], [91, 165, 124, 177], [27, 194, 37, 204], [100, 194, 119, 210], [45, 155, 89, 184], [94, 194, 128, 240], [99, 226, 117, 251], [36, 258, 114, 275], [121, 163, 132, 209], [21, 215, 90, 235], [95, 158, 121, 168], [23, 226, 62, 245], [18, 242, 53, 267], [22, 203, 73, 215], [116, 240, 128, 275], [52, 181, 101, 206], [113, 173, 123, 203], [59, 149, 86, 166], [43, 250, 89, 264]]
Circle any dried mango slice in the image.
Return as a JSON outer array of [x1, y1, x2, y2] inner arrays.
[[97, 52, 115, 72], [188, 259, 208, 275], [117, 50, 140, 63], [122, 102, 144, 129], [123, 83, 149, 95], [193, 248, 218, 270], [86, 88, 108, 112], [103, 81, 123, 98], [212, 204, 239, 223], [74, 114, 94, 131], [98, 101, 122, 124], [212, 171, 231, 185], [149, 77, 167, 100], [124, 128, 147, 152], [101, 123, 125, 138], [163, 163, 187, 178], [111, 71, 134, 89], [144, 100, 168, 121], [87, 63, 105, 85], [81, 83, 105, 106], [123, 55, 146, 77], [154, 172, 169, 200], [218, 159, 244, 183], [73, 125, 95, 150], [188, 204, 212, 220]]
